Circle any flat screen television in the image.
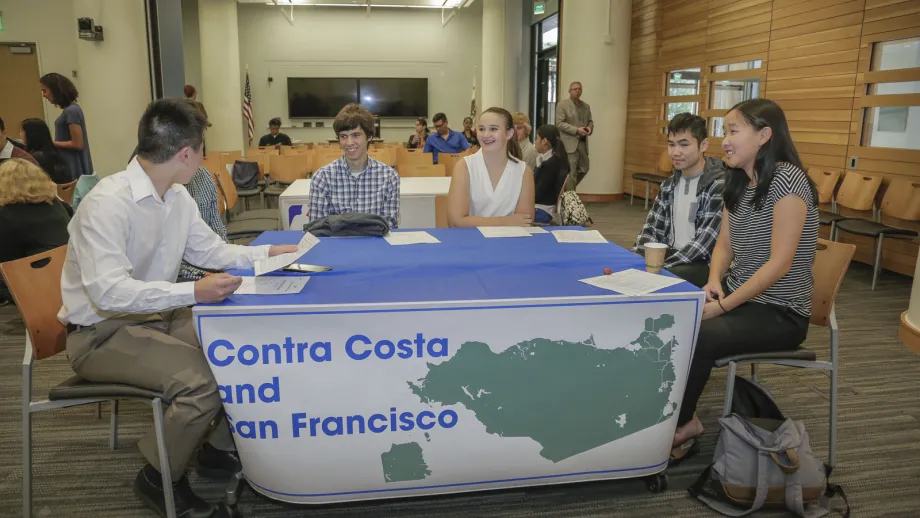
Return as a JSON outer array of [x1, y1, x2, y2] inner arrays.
[[359, 78, 428, 118], [287, 78, 358, 118]]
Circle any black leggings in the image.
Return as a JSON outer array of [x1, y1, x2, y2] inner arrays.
[[678, 299, 809, 426]]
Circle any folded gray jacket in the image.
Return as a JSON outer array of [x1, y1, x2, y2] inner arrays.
[[304, 213, 390, 237]]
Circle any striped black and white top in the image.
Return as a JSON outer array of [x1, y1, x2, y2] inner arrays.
[[725, 162, 819, 317]]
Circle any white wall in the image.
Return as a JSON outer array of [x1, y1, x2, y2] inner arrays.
[[559, 0, 631, 195], [73, 0, 152, 175], [235, 3, 482, 143], [0, 0, 79, 123], [182, 0, 203, 98], [0, 0, 152, 176]]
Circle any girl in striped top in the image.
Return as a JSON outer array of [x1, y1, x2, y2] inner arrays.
[[671, 99, 819, 463]]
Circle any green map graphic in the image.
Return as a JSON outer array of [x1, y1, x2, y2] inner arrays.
[[407, 315, 678, 463], [381, 442, 432, 483]]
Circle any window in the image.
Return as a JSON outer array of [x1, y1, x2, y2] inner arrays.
[[712, 59, 763, 73], [666, 68, 700, 120], [540, 14, 558, 50], [871, 37, 920, 71], [667, 68, 700, 97], [862, 37, 920, 150], [710, 79, 761, 137]]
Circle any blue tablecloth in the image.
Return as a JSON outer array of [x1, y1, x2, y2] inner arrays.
[[218, 228, 697, 307]]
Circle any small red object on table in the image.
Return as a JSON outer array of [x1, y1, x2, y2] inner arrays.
[[604, 268, 612, 275]]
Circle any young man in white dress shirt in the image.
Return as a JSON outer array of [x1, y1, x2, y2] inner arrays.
[[58, 99, 298, 518]]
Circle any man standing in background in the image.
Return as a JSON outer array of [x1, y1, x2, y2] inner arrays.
[[555, 81, 593, 189]]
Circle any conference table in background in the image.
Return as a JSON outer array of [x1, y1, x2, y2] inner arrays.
[[193, 228, 703, 508], [279, 177, 451, 230]]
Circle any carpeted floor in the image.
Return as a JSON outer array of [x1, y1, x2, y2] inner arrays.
[[1, 200, 918, 517]]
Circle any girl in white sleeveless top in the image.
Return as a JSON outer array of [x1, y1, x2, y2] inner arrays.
[[446, 108, 535, 227]]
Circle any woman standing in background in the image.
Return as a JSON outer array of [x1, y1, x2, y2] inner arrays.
[[39, 73, 94, 179], [20, 118, 71, 184]]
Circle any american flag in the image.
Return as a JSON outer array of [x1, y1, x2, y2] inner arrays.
[[242, 71, 254, 144]]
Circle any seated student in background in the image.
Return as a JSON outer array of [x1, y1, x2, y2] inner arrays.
[[532, 125, 570, 224], [0, 117, 39, 167], [20, 118, 72, 184], [513, 112, 537, 172], [424, 112, 470, 164], [309, 103, 400, 229], [633, 113, 725, 288], [407, 117, 430, 149], [406, 117, 431, 149], [258, 117, 292, 148], [462, 116, 478, 147], [0, 159, 72, 304], [670, 99, 819, 463], [179, 166, 227, 281], [58, 99, 299, 517], [447, 107, 535, 227]]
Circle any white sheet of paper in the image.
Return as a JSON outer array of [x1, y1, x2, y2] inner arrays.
[[297, 232, 320, 253], [478, 226, 533, 238], [525, 227, 548, 234], [234, 276, 310, 295], [579, 268, 684, 296], [254, 250, 306, 276], [384, 231, 441, 245], [552, 229, 608, 244], [253, 232, 321, 276]]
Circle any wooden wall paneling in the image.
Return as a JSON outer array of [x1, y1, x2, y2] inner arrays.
[[771, 0, 866, 31], [771, 12, 865, 41]]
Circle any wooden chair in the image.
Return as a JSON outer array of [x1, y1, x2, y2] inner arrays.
[[312, 150, 342, 171], [1, 247, 178, 518], [400, 164, 446, 177], [716, 239, 856, 469], [215, 150, 243, 173], [438, 153, 464, 177], [807, 170, 841, 207], [263, 154, 311, 204], [209, 166, 280, 236], [368, 148, 397, 167], [631, 150, 670, 211], [834, 179, 920, 290], [819, 172, 883, 241], [247, 146, 278, 157], [56, 179, 78, 206]]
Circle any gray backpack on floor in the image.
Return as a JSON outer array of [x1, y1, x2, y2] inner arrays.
[[689, 377, 849, 517]]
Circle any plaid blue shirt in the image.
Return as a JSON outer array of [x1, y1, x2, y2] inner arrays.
[[308, 156, 400, 229]]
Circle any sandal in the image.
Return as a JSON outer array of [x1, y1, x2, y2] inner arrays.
[[668, 437, 700, 467]]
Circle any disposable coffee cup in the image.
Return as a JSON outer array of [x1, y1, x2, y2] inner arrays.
[[644, 243, 667, 274]]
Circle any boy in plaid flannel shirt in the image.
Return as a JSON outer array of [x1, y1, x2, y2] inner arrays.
[[634, 113, 725, 287]]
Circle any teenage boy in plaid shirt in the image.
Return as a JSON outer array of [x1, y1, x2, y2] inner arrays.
[[634, 113, 726, 287], [309, 104, 400, 228]]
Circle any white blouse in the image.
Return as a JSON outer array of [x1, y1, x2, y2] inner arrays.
[[463, 150, 526, 218]]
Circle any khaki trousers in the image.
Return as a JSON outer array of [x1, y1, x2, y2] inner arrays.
[[566, 139, 590, 190], [66, 308, 233, 479]]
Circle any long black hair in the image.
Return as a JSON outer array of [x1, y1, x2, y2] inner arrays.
[[723, 98, 816, 212], [535, 124, 570, 177], [480, 107, 522, 161], [20, 118, 70, 183]]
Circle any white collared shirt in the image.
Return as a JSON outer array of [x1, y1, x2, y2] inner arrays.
[[536, 149, 553, 167], [0, 139, 13, 159], [58, 158, 270, 325]]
